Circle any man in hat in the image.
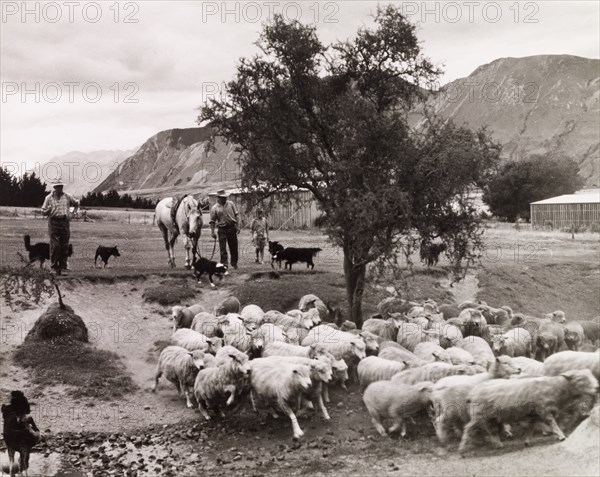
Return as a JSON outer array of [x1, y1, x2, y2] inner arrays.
[[209, 190, 240, 271], [41, 179, 79, 274]]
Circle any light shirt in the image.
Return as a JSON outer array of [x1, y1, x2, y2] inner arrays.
[[251, 217, 268, 238], [41, 191, 80, 219], [209, 201, 238, 227]]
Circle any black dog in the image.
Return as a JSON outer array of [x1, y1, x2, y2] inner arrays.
[[95, 245, 120, 268], [24, 235, 73, 268], [192, 257, 227, 287], [273, 247, 323, 270], [268, 240, 285, 268], [419, 241, 447, 267], [2, 391, 40, 476]]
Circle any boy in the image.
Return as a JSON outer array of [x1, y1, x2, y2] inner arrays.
[[250, 208, 269, 264]]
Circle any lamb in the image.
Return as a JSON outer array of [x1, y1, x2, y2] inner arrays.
[[413, 342, 452, 364], [564, 322, 585, 351], [152, 346, 207, 407], [362, 317, 401, 342], [490, 327, 533, 357], [510, 356, 544, 376], [535, 321, 565, 361], [543, 350, 600, 381], [455, 336, 495, 369], [431, 356, 521, 446], [215, 296, 241, 316], [357, 356, 408, 387], [193, 346, 251, 420], [363, 381, 434, 437], [172, 304, 205, 331], [249, 358, 313, 439], [445, 347, 476, 365], [378, 345, 428, 368], [391, 362, 485, 385], [171, 328, 223, 354], [458, 369, 599, 453], [240, 304, 265, 326]]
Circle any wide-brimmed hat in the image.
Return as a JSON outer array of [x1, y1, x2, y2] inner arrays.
[[216, 189, 229, 198], [50, 178, 65, 188]]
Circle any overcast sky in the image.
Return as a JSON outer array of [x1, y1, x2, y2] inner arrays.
[[1, 1, 599, 173]]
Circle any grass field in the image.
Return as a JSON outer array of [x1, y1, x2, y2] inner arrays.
[[0, 216, 599, 476]]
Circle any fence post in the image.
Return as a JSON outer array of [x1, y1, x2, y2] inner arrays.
[[128, 214, 131, 224], [153, 215, 155, 226]]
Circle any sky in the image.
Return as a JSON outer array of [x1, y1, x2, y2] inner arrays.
[[1, 0, 599, 174]]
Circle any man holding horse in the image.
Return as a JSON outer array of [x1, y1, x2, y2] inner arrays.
[[209, 189, 240, 271]]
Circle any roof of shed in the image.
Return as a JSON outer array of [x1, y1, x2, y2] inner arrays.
[[531, 191, 600, 205]]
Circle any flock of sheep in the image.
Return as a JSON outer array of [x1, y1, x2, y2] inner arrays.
[[151, 294, 600, 454]]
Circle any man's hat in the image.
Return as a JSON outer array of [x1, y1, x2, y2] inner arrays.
[[50, 178, 65, 188], [216, 189, 229, 198]]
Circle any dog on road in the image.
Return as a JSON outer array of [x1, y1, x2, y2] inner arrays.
[[94, 245, 121, 268], [272, 246, 323, 270], [192, 257, 227, 287], [24, 234, 73, 268]]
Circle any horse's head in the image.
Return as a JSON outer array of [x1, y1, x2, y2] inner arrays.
[[184, 197, 203, 235]]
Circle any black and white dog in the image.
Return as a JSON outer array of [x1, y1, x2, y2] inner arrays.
[[272, 246, 323, 270], [192, 257, 227, 287], [94, 245, 120, 268], [24, 235, 73, 268], [268, 240, 285, 268]]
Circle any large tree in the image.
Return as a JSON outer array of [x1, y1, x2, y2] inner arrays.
[[483, 155, 584, 222], [200, 6, 500, 326]]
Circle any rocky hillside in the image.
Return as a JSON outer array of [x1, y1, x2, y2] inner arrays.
[[429, 55, 599, 185], [93, 128, 241, 199]]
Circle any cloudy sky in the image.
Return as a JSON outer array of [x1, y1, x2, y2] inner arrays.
[[1, 1, 598, 173]]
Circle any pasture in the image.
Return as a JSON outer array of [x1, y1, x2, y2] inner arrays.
[[0, 214, 599, 476]]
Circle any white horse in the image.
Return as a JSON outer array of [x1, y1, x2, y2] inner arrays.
[[155, 196, 203, 268]]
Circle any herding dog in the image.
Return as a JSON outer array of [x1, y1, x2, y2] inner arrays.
[[273, 247, 323, 270], [94, 245, 121, 268], [268, 240, 285, 268], [24, 234, 73, 268], [1, 391, 40, 476], [192, 257, 227, 287]]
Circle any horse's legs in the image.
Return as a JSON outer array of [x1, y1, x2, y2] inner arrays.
[[158, 222, 175, 267], [168, 231, 178, 268], [183, 235, 193, 269]]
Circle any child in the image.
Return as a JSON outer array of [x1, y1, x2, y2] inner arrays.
[[250, 208, 269, 264]]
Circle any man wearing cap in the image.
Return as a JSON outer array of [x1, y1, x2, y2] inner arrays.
[[41, 179, 79, 274], [209, 190, 240, 271]]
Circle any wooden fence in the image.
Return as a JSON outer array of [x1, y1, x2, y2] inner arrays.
[[530, 203, 600, 230]]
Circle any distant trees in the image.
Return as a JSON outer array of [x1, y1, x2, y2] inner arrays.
[[80, 190, 157, 209], [483, 155, 584, 222], [0, 168, 47, 206]]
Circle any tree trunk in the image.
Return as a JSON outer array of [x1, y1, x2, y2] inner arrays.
[[343, 247, 366, 329]]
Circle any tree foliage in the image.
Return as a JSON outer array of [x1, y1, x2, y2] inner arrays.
[[80, 189, 157, 209], [483, 155, 584, 222], [0, 168, 48, 206], [200, 6, 501, 326]]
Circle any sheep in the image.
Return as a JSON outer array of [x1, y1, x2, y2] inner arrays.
[[261, 341, 335, 362], [215, 296, 241, 316], [275, 356, 333, 420], [256, 323, 288, 345], [459, 309, 487, 338], [171, 329, 223, 354], [249, 358, 313, 439], [152, 346, 207, 407], [191, 312, 227, 338], [396, 322, 436, 351], [535, 321, 565, 361], [362, 317, 400, 342], [378, 345, 428, 368], [510, 356, 544, 376], [377, 297, 408, 318], [340, 321, 357, 331], [445, 347, 475, 366], [347, 330, 379, 355], [564, 322, 585, 351], [544, 310, 566, 323], [455, 336, 495, 369], [263, 310, 313, 330], [477, 305, 509, 326], [220, 323, 264, 358], [428, 323, 463, 349], [391, 363, 485, 385], [413, 342, 452, 364], [579, 321, 600, 343], [543, 350, 600, 381], [299, 294, 339, 324], [490, 327, 533, 358], [172, 304, 205, 331], [438, 304, 461, 320], [193, 346, 251, 420], [286, 326, 309, 345], [357, 356, 408, 387], [431, 356, 521, 446], [240, 304, 265, 326], [379, 340, 404, 351], [458, 300, 486, 310], [580, 344, 599, 352], [458, 369, 599, 453], [363, 381, 434, 437]]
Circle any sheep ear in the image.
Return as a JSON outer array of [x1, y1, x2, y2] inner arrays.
[[495, 357, 500, 363], [188, 352, 194, 357], [560, 373, 573, 381]]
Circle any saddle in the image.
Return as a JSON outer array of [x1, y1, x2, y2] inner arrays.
[[170, 195, 188, 234]]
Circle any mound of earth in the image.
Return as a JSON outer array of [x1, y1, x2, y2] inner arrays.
[[25, 302, 88, 343], [143, 278, 198, 305]]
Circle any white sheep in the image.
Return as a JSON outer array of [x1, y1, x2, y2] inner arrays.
[[431, 356, 521, 446], [428, 322, 463, 349], [220, 322, 264, 358], [459, 369, 599, 453], [378, 345, 428, 368], [363, 380, 434, 437], [298, 294, 330, 323], [490, 327, 533, 357], [347, 330, 379, 355], [215, 296, 241, 316], [396, 322, 437, 351], [191, 312, 227, 337], [256, 323, 288, 345], [285, 326, 309, 345], [263, 310, 313, 330], [391, 362, 485, 385], [362, 317, 401, 342], [455, 336, 495, 368], [152, 346, 207, 407], [171, 328, 223, 354], [357, 356, 408, 387], [249, 357, 313, 439], [240, 304, 265, 326], [509, 356, 544, 376], [413, 342, 452, 364], [564, 322, 585, 351], [445, 347, 475, 366], [193, 346, 251, 420], [172, 304, 205, 331], [261, 341, 335, 361], [543, 350, 600, 381]]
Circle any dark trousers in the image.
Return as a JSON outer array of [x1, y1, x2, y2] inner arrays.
[[49, 218, 70, 270], [217, 224, 238, 268]]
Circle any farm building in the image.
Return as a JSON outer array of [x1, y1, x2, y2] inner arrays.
[[530, 190, 600, 230], [208, 188, 320, 230]]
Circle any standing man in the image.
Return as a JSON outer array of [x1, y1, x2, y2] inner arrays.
[[250, 208, 269, 264], [41, 179, 79, 274], [209, 189, 240, 271]]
